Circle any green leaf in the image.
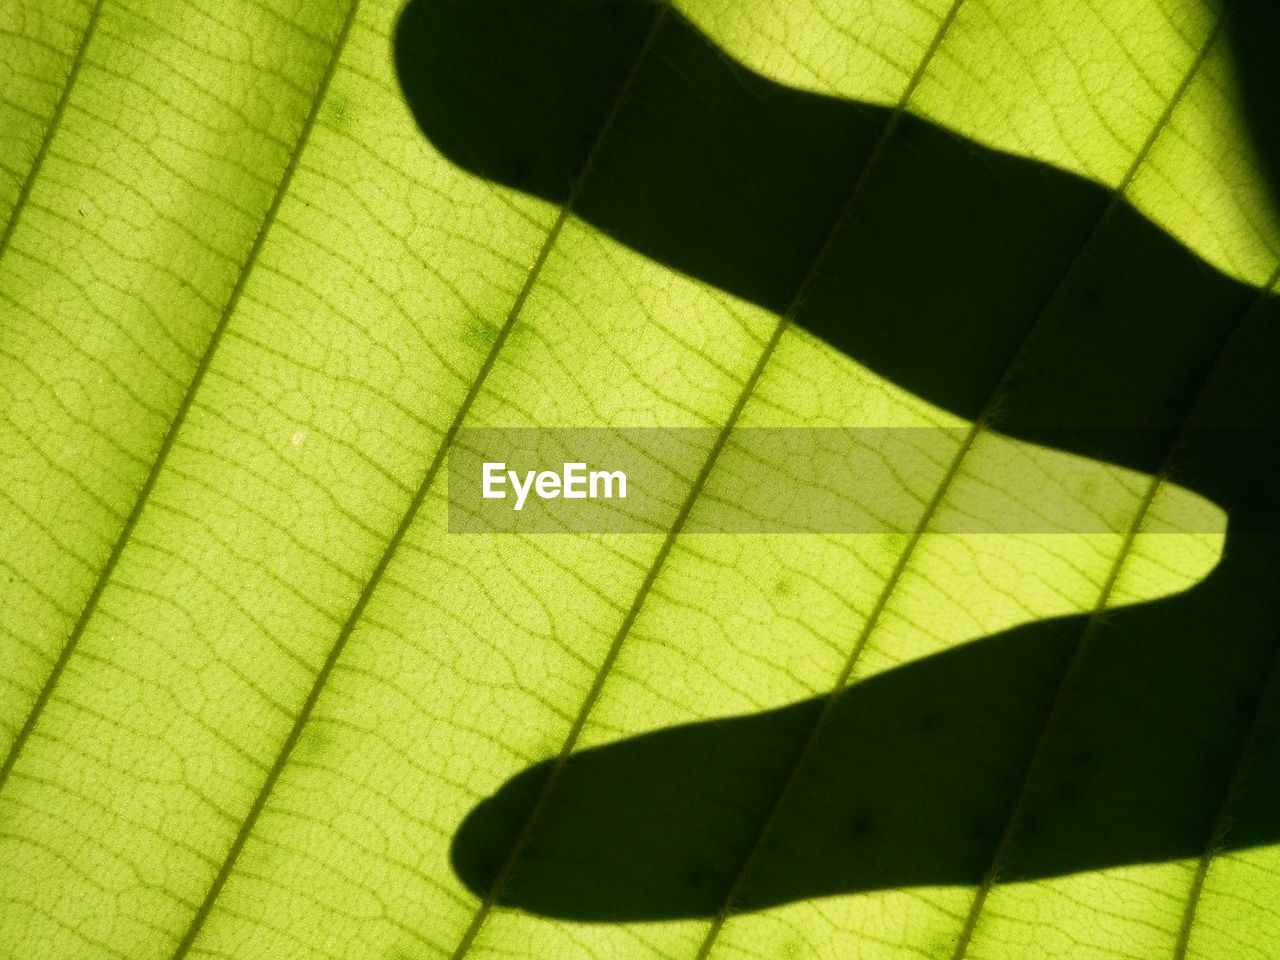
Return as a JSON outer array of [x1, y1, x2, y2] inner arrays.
[[1, 1, 1277, 960]]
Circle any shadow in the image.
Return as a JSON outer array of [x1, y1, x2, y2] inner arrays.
[[392, 0, 1280, 921], [1227, 2, 1280, 228], [452, 533, 1277, 919]]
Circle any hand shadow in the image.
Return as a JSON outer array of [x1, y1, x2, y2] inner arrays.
[[394, 0, 1280, 921]]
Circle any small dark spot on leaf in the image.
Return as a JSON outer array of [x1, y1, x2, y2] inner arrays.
[[1203, 751, 1228, 776], [970, 816, 996, 844], [466, 317, 501, 350], [684, 862, 719, 898], [325, 95, 348, 124], [1078, 287, 1104, 312], [1020, 814, 1041, 840]]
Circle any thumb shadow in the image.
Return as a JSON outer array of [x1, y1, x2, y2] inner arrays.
[[393, 0, 1280, 921], [451, 525, 1279, 920]]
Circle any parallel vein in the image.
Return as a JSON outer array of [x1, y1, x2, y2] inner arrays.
[[0, 0, 360, 798], [447, 2, 973, 958], [171, 5, 674, 957], [0, 0, 107, 265], [1170, 264, 1280, 956], [694, 6, 1235, 957], [1173, 645, 1280, 960], [952, 255, 1280, 960], [2, 3, 1269, 959]]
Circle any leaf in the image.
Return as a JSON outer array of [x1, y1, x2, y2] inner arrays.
[[0, 2, 1277, 960]]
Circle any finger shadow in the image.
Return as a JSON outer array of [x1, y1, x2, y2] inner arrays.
[[393, 0, 1280, 921]]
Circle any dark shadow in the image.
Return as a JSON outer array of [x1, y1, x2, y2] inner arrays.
[[1227, 2, 1280, 223], [451, 530, 1277, 919], [392, 0, 1280, 921]]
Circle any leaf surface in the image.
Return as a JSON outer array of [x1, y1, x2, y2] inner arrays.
[[1, 1, 1278, 959]]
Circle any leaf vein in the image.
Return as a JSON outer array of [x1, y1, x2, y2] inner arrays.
[[0, 0, 360, 812], [0, 0, 106, 265]]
